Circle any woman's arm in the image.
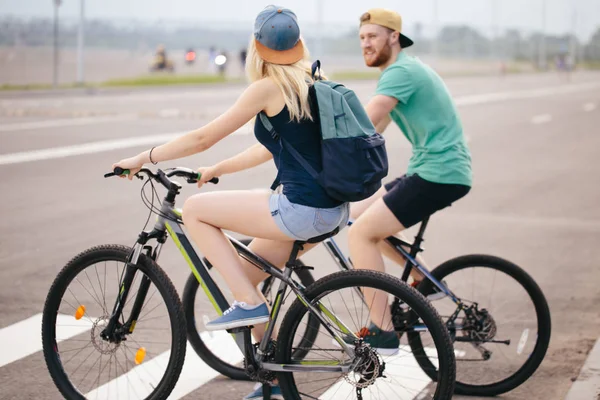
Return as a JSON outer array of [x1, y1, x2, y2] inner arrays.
[[215, 143, 273, 175], [112, 78, 279, 176]]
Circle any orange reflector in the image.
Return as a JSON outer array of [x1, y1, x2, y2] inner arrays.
[[75, 305, 86, 320], [135, 347, 146, 365]]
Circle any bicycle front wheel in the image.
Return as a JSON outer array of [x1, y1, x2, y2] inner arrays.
[[409, 255, 551, 396], [276, 270, 456, 400], [42, 245, 187, 400]]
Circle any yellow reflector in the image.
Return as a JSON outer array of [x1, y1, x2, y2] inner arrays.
[[74, 305, 86, 320], [135, 347, 146, 365]]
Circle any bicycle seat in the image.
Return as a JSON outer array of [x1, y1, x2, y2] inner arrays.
[[297, 226, 340, 244]]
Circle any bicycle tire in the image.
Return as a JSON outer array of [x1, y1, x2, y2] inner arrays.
[[276, 269, 456, 400], [182, 238, 317, 381], [408, 254, 551, 396], [41, 244, 187, 400]]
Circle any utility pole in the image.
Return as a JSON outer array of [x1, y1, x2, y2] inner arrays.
[[315, 0, 323, 59], [491, 0, 497, 59], [53, 0, 61, 88], [77, 0, 85, 85], [431, 0, 439, 68], [538, 0, 547, 70], [569, 7, 577, 66]]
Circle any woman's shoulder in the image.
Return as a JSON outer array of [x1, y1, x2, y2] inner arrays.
[[248, 77, 280, 94]]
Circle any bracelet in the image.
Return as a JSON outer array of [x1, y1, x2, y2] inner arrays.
[[149, 147, 158, 165]]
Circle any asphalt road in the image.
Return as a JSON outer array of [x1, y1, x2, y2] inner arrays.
[[0, 71, 599, 400]]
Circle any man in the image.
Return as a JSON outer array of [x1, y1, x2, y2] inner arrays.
[[347, 8, 472, 350]]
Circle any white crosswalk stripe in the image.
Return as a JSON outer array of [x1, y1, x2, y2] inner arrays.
[[0, 313, 93, 368], [1, 312, 440, 400]]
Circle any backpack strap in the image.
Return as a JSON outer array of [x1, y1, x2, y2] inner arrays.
[[311, 60, 322, 80], [258, 112, 320, 191]]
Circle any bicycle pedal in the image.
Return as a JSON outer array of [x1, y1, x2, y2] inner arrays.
[[227, 326, 253, 334]]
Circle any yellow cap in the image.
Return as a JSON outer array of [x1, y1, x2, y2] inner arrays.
[[359, 8, 414, 48]]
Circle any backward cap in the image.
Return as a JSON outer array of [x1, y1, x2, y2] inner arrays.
[[360, 8, 414, 48], [254, 5, 304, 64]]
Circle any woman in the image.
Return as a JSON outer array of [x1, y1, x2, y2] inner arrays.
[[112, 6, 348, 399]]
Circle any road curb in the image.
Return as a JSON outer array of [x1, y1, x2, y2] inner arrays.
[[565, 338, 600, 400]]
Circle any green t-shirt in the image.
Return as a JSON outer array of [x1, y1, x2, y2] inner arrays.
[[375, 51, 472, 186]]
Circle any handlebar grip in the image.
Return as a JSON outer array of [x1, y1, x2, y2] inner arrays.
[[114, 167, 130, 176], [104, 167, 130, 178], [196, 173, 219, 184]]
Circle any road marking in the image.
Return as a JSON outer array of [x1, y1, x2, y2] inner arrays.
[[85, 330, 243, 400], [158, 108, 181, 118], [0, 81, 597, 166], [0, 114, 138, 132], [531, 114, 553, 124], [583, 102, 596, 112], [564, 338, 600, 400], [0, 313, 93, 368], [0, 132, 183, 165], [0, 125, 251, 166], [453, 81, 600, 107]]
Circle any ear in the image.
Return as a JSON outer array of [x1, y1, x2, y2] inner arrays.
[[389, 31, 400, 45]]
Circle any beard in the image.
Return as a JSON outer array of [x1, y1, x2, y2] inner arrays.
[[363, 43, 393, 67]]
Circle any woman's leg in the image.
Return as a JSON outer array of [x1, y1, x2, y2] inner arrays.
[[348, 198, 405, 331], [182, 190, 319, 340], [182, 190, 293, 306]]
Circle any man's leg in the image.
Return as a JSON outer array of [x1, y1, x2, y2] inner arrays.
[[348, 198, 405, 331], [351, 183, 427, 283]]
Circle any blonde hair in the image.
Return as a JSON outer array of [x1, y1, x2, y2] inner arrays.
[[246, 36, 327, 122]]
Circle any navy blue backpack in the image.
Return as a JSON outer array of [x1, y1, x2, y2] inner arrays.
[[260, 61, 389, 202]]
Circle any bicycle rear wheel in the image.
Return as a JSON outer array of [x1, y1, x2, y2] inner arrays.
[[42, 245, 186, 400], [182, 238, 318, 380], [276, 269, 456, 400], [408, 255, 551, 396]]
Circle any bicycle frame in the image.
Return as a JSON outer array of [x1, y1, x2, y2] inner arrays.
[[322, 218, 461, 306], [106, 193, 358, 374]]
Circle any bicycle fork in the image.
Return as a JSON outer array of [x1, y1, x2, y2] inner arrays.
[[101, 242, 162, 343]]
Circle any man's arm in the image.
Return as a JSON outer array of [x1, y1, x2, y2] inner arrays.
[[366, 95, 398, 134]]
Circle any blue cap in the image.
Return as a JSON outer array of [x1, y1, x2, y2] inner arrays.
[[253, 5, 304, 65]]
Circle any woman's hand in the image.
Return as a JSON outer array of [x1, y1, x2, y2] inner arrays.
[[111, 153, 147, 180], [196, 165, 221, 188]]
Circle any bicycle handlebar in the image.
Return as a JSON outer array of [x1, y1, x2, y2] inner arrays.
[[104, 167, 219, 189]]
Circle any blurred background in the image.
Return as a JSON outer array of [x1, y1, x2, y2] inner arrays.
[[1, 0, 600, 87]]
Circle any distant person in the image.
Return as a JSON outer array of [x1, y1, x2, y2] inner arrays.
[[155, 44, 167, 69], [208, 46, 217, 73], [346, 8, 472, 351], [218, 49, 229, 76], [240, 48, 248, 70]]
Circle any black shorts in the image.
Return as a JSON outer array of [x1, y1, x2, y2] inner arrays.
[[382, 174, 470, 228]]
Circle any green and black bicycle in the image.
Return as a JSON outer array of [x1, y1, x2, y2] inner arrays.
[[42, 167, 456, 400]]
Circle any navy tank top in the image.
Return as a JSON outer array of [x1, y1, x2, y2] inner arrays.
[[254, 106, 343, 209]]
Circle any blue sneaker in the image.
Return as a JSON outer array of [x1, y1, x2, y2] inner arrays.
[[243, 383, 283, 400], [205, 301, 269, 331]]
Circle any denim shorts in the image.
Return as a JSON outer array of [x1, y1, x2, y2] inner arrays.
[[269, 194, 349, 241]]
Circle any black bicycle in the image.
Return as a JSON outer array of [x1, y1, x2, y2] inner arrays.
[[193, 217, 551, 397], [42, 167, 456, 400]]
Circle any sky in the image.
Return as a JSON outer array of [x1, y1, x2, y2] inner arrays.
[[2, 0, 600, 40]]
